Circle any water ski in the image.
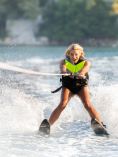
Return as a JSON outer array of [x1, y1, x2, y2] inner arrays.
[[39, 119, 50, 135], [91, 119, 109, 136]]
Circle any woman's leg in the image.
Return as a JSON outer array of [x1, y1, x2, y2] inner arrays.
[[78, 86, 102, 123], [49, 88, 72, 125]]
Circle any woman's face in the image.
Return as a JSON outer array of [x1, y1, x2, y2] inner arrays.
[[69, 50, 81, 63]]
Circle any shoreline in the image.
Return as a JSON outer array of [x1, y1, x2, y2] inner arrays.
[[0, 38, 118, 48]]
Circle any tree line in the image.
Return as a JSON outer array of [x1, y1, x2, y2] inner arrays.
[[0, 0, 118, 44], [39, 0, 118, 44], [0, 0, 40, 38]]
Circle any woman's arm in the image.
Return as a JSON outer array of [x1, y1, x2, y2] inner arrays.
[[79, 60, 91, 77], [60, 59, 67, 73]]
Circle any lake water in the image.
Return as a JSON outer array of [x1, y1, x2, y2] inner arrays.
[[0, 46, 118, 157]]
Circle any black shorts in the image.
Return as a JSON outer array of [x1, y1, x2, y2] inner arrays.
[[62, 76, 88, 94]]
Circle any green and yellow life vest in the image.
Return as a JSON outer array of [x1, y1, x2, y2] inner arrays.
[[65, 59, 85, 74]]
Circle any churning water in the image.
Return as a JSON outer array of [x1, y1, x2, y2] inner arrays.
[[0, 46, 118, 157]]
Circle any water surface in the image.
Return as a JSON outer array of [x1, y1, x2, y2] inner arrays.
[[0, 46, 118, 157]]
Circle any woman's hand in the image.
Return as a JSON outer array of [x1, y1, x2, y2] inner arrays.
[[78, 74, 86, 79]]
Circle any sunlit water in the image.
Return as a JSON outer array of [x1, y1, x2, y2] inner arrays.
[[0, 46, 118, 157]]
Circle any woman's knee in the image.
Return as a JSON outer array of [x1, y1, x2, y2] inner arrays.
[[83, 101, 93, 111], [58, 100, 68, 111]]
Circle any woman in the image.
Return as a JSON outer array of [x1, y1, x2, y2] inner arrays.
[[40, 43, 105, 134], [49, 43, 103, 126]]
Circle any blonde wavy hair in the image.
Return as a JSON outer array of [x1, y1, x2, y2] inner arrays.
[[65, 43, 84, 58]]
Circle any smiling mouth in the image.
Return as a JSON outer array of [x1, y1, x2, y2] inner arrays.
[[73, 59, 78, 63], [74, 58, 78, 61]]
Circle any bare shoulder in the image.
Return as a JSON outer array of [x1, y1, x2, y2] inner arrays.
[[85, 60, 91, 67], [60, 59, 65, 65], [87, 60, 91, 64], [60, 59, 66, 72]]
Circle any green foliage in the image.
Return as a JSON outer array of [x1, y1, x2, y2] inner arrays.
[[17, 0, 40, 19], [39, 0, 118, 44], [39, 0, 48, 7], [85, 0, 118, 38], [0, 0, 118, 41], [0, 0, 41, 38], [0, 13, 7, 38], [0, 0, 40, 19], [0, 0, 7, 14]]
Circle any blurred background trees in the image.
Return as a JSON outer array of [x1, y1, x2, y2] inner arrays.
[[0, 0, 118, 45], [0, 0, 40, 38], [39, 0, 118, 44]]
